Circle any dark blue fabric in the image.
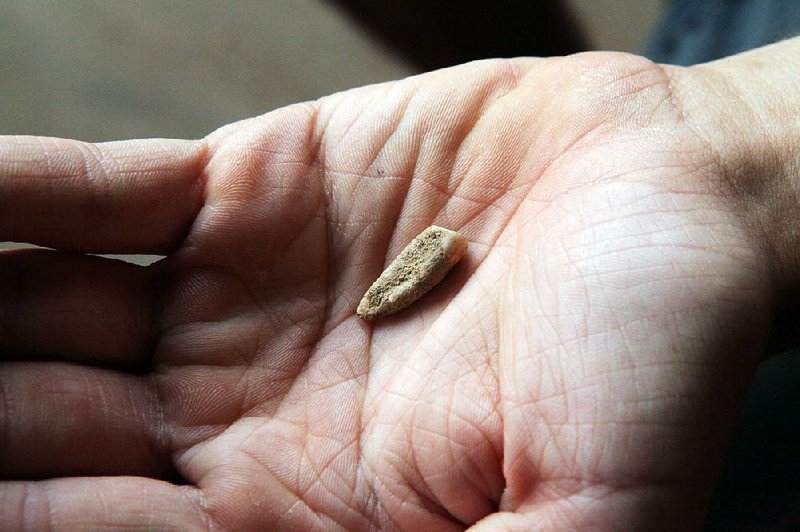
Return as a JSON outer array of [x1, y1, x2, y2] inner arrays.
[[644, 0, 800, 65]]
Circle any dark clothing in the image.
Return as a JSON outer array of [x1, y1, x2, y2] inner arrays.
[[645, 0, 800, 65]]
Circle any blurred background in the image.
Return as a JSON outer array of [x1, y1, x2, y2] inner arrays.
[[2, 1, 799, 529], [0, 0, 662, 141]]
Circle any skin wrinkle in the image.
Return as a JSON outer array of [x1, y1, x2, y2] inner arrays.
[[154, 317, 256, 369], [147, 133, 209, 326], [227, 426, 304, 503], [378, 415, 429, 515], [433, 132, 528, 237], [315, 111, 337, 347], [329, 90, 379, 148], [472, 441, 504, 508], [299, 101, 381, 526], [356, 94, 417, 180], [235, 366, 261, 423], [533, 399, 575, 480], [77, 141, 116, 232], [174, 486, 213, 532], [444, 193, 510, 238], [409, 403, 464, 525], [17, 482, 29, 529], [444, 399, 501, 494], [499, 223, 524, 401], [318, 89, 432, 526], [238, 448, 335, 530], [305, 439, 358, 505], [439, 67, 518, 195], [383, 440, 458, 528], [257, 235, 327, 399], [389, 69, 499, 245], [664, 66, 742, 192], [431, 396, 499, 507], [657, 63, 777, 267], [288, 360, 366, 399], [604, 65, 669, 101], [266, 367, 361, 515], [309, 446, 369, 529], [155, 267, 274, 359], [519, 334, 712, 406], [320, 89, 410, 184], [134, 375, 173, 476], [31, 136, 57, 185], [417, 330, 496, 480], [366, 116, 423, 259], [294, 428, 333, 526]]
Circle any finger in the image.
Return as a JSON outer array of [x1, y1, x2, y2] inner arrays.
[[0, 136, 207, 253], [0, 477, 208, 530], [0, 249, 157, 369], [0, 362, 175, 480]]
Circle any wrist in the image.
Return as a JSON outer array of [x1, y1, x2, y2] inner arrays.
[[672, 38, 800, 295]]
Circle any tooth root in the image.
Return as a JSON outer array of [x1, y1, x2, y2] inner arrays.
[[357, 225, 468, 320]]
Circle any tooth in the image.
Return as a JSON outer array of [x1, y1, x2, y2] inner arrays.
[[357, 225, 467, 320]]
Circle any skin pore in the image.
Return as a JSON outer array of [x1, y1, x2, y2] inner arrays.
[[0, 37, 799, 530]]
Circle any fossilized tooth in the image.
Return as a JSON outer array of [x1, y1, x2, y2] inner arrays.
[[357, 225, 468, 320]]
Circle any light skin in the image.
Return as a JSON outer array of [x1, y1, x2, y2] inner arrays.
[[0, 37, 798, 530]]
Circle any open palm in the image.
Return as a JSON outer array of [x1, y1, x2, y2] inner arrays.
[[1, 52, 773, 530]]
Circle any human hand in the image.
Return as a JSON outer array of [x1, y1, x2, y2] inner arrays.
[[2, 39, 798, 530]]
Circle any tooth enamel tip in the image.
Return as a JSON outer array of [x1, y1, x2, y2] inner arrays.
[[357, 225, 467, 320]]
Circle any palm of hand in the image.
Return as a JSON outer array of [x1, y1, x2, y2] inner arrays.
[[5, 53, 770, 530]]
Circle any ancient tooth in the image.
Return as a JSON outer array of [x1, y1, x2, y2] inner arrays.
[[357, 225, 467, 320]]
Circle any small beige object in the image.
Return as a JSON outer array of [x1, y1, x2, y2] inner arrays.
[[357, 225, 468, 320]]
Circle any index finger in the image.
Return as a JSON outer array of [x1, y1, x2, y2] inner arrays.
[[0, 136, 207, 254]]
